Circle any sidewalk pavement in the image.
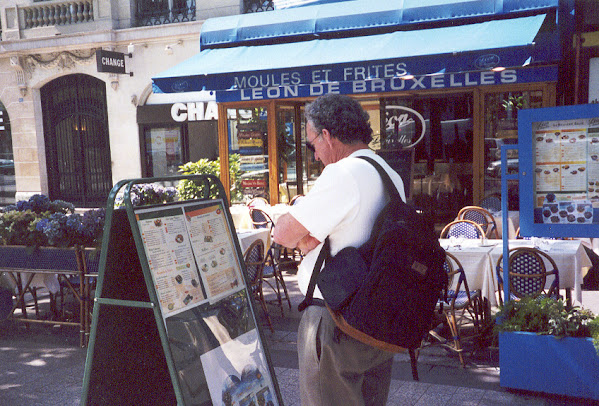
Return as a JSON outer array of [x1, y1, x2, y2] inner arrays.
[[1, 270, 598, 405]]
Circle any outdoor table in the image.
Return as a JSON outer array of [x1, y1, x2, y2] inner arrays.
[[1, 246, 97, 347], [439, 239, 498, 306], [439, 238, 592, 307]]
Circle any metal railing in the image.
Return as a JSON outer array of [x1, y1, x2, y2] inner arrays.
[[22, 0, 94, 28], [243, 0, 274, 13], [135, 0, 196, 26]]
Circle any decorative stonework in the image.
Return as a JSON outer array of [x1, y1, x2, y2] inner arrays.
[[24, 49, 96, 72], [9, 56, 28, 97]]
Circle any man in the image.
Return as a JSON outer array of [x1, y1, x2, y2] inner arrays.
[[273, 94, 406, 405]]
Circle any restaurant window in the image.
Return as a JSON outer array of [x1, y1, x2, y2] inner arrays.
[[300, 110, 324, 193], [227, 107, 269, 204], [143, 125, 187, 177], [276, 106, 296, 203], [275, 104, 323, 203], [380, 94, 473, 224], [483, 90, 544, 209]]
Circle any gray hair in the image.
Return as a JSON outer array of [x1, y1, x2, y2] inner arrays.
[[305, 94, 372, 144]]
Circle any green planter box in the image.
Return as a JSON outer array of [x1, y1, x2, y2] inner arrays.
[[0, 245, 80, 271], [500, 332, 599, 400]]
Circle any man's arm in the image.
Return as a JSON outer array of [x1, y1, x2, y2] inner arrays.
[[273, 213, 321, 254]]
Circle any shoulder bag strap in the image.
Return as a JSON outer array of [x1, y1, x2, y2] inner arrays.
[[356, 155, 403, 203], [297, 237, 330, 312]]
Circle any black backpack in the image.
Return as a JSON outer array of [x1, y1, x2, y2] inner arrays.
[[299, 156, 447, 376]]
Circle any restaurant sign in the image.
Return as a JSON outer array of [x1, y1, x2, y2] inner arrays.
[[213, 66, 558, 102]]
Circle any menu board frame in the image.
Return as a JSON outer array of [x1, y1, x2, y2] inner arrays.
[[519, 104, 599, 237], [81, 174, 283, 406]]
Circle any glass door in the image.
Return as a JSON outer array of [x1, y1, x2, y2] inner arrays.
[[225, 106, 270, 204]]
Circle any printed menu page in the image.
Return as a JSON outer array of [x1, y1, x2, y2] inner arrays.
[[135, 201, 243, 317], [533, 117, 599, 207], [184, 204, 242, 299]]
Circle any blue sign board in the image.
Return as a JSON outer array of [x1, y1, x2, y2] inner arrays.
[[519, 104, 599, 238], [206, 66, 558, 102]]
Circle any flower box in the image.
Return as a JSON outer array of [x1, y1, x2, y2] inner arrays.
[[0, 245, 81, 271], [499, 332, 599, 400]]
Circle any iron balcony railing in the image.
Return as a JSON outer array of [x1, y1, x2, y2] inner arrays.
[[244, 0, 274, 13], [135, 0, 196, 26]]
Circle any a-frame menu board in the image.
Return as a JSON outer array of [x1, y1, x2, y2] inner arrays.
[[81, 175, 282, 406]]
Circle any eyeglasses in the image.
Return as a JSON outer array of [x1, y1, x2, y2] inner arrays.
[[306, 133, 322, 153]]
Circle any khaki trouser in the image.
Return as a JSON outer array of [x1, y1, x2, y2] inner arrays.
[[298, 305, 394, 406]]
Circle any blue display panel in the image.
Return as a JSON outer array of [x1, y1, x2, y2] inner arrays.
[[519, 104, 599, 238]]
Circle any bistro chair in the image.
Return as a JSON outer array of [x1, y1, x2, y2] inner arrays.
[[242, 239, 274, 333], [495, 247, 560, 306], [288, 194, 305, 206], [479, 194, 501, 213], [440, 219, 485, 241], [247, 197, 269, 208], [430, 252, 483, 367], [262, 242, 293, 315], [457, 206, 499, 239], [249, 207, 274, 231]]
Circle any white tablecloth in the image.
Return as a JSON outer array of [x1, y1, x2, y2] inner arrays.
[[236, 229, 271, 254], [440, 238, 592, 307], [229, 204, 290, 230]]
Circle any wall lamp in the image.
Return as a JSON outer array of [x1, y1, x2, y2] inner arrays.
[[165, 40, 184, 55]]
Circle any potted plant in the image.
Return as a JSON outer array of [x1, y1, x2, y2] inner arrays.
[[0, 194, 106, 288], [114, 183, 178, 208], [495, 297, 599, 400]]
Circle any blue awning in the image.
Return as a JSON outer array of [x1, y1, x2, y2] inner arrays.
[[152, 13, 559, 101], [199, 0, 559, 49]]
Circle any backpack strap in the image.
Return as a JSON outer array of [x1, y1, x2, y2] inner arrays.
[[356, 155, 403, 203], [298, 237, 330, 312]]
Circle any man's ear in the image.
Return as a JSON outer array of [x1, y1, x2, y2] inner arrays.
[[321, 128, 334, 147]]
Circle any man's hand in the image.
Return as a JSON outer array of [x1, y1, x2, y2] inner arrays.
[[296, 234, 321, 254]]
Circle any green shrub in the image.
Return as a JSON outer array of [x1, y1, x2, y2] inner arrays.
[[178, 154, 241, 201]]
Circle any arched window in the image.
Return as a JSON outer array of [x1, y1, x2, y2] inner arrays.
[[0, 102, 15, 205]]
